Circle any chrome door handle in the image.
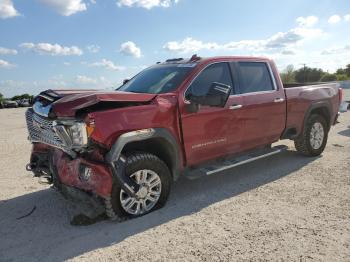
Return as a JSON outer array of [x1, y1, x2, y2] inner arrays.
[[229, 104, 243, 110], [274, 98, 285, 103]]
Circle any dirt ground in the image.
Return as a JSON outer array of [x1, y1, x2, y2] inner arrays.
[[0, 108, 349, 262]]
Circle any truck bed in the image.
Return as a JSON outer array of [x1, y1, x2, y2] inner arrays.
[[284, 83, 340, 137]]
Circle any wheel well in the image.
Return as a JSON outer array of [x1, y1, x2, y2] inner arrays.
[[309, 107, 331, 129], [121, 138, 176, 178]]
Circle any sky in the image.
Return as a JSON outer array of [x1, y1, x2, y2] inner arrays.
[[0, 0, 349, 97]]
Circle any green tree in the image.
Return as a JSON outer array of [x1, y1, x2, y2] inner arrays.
[[336, 74, 350, 81], [11, 93, 33, 101], [295, 67, 324, 83], [345, 64, 350, 77], [280, 64, 295, 83], [336, 68, 346, 75], [321, 73, 337, 82]]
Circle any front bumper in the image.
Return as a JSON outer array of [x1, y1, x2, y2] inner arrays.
[[30, 145, 113, 198], [52, 149, 113, 198]]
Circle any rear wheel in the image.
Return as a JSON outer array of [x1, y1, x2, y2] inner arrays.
[[294, 114, 328, 156], [110, 152, 171, 219]]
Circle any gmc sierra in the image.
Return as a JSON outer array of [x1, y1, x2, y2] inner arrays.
[[26, 55, 342, 221]]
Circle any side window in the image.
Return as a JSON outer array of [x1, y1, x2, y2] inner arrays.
[[186, 62, 233, 99], [238, 62, 275, 94]]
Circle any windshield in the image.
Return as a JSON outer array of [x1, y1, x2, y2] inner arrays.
[[117, 64, 196, 94]]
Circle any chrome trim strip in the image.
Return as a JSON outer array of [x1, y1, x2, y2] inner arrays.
[[206, 149, 282, 175], [38, 94, 54, 101]]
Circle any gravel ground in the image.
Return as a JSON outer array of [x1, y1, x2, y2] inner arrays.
[[0, 108, 349, 262]]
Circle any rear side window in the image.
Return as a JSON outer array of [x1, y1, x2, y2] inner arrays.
[[185, 62, 233, 98], [237, 62, 275, 94]]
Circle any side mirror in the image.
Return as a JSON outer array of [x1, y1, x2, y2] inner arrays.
[[123, 79, 130, 85], [188, 82, 232, 108]]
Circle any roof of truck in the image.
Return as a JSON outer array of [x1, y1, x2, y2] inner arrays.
[[161, 55, 272, 66]]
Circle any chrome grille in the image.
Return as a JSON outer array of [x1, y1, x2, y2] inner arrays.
[[26, 109, 67, 151]]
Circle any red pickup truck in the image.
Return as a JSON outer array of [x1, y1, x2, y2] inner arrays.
[[26, 55, 342, 221]]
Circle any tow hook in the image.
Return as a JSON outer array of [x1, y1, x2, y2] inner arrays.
[[110, 155, 140, 197], [38, 175, 53, 185], [26, 163, 33, 172], [26, 163, 53, 184]]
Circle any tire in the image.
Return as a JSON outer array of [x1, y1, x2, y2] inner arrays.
[[294, 114, 328, 156], [110, 152, 171, 219]]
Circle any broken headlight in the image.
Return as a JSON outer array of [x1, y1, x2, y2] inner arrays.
[[66, 122, 88, 147]]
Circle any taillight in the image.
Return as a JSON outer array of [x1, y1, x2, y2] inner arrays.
[[339, 88, 343, 103]]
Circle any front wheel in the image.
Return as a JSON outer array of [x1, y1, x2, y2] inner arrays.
[[110, 152, 171, 219], [294, 114, 329, 156]]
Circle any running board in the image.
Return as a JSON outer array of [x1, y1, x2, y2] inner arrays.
[[185, 145, 288, 179]]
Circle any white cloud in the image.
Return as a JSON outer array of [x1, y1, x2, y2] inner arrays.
[[164, 27, 324, 54], [39, 0, 87, 16], [0, 59, 16, 69], [119, 41, 142, 58], [164, 37, 220, 53], [344, 14, 350, 22], [89, 59, 125, 71], [76, 75, 98, 84], [86, 44, 100, 53], [20, 42, 83, 56], [281, 49, 296, 55], [75, 75, 114, 88], [0, 47, 18, 55], [328, 15, 341, 24], [296, 16, 318, 27], [0, 0, 20, 19], [117, 0, 178, 9], [321, 44, 350, 55]]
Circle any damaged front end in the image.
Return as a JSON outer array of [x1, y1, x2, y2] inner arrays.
[[25, 96, 117, 221], [25, 111, 113, 221], [25, 89, 160, 223]]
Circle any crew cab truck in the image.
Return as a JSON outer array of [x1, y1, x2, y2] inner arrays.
[[26, 55, 342, 220]]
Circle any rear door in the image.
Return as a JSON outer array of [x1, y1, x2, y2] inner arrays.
[[234, 61, 286, 150], [180, 62, 244, 166]]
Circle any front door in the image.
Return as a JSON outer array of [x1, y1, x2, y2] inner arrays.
[[180, 62, 244, 166]]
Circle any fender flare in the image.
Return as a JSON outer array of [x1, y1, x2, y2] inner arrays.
[[302, 100, 332, 132], [105, 128, 181, 181]]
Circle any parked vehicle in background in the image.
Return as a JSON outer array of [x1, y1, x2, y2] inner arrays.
[[2, 100, 18, 108], [339, 84, 349, 112], [17, 99, 31, 107], [25, 55, 342, 221]]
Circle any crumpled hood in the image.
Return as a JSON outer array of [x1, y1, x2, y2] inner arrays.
[[35, 89, 157, 117]]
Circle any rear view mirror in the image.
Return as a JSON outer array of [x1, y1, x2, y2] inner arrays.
[[123, 79, 130, 85], [188, 82, 232, 107]]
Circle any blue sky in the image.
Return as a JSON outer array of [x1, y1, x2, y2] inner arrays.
[[0, 0, 349, 97]]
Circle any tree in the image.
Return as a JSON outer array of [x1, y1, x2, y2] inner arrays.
[[280, 64, 295, 83], [336, 68, 346, 75], [11, 93, 33, 101], [294, 66, 324, 83], [321, 73, 337, 82], [345, 64, 350, 77], [336, 74, 350, 81]]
